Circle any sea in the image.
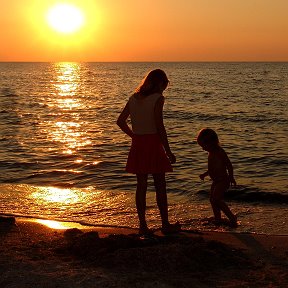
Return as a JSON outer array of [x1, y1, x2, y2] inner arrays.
[[0, 62, 287, 235]]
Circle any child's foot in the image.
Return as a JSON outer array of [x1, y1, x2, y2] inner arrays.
[[228, 216, 238, 228], [203, 217, 222, 226], [212, 219, 222, 226], [161, 222, 181, 235]]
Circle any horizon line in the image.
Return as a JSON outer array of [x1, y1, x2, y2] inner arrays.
[[1, 60, 288, 63]]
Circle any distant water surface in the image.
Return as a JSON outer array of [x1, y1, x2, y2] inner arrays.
[[0, 62, 287, 234]]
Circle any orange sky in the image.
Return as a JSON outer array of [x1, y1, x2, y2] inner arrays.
[[0, 0, 287, 62]]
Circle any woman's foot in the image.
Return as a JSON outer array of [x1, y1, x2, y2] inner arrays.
[[138, 226, 154, 236], [161, 222, 181, 235]]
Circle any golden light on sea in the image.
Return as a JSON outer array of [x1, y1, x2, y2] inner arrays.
[[34, 219, 89, 230], [31, 187, 81, 204], [43, 62, 92, 155]]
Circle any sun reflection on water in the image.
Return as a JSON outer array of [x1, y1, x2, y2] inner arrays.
[[27, 185, 127, 227], [46, 62, 91, 155], [32, 186, 81, 204], [34, 219, 88, 230]]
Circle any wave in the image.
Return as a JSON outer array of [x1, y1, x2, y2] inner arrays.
[[0, 88, 18, 97], [166, 110, 287, 125], [197, 185, 288, 204]]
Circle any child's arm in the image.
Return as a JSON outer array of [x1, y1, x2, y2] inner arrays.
[[223, 149, 236, 186], [154, 96, 176, 164], [199, 171, 209, 181], [117, 102, 134, 138]]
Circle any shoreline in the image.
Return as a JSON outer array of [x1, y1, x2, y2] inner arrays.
[[1, 183, 287, 236], [1, 215, 287, 287], [2, 213, 288, 237]]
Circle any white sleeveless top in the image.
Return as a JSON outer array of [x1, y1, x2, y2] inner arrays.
[[128, 93, 162, 135]]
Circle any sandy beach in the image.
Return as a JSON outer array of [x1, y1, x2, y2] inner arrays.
[[0, 216, 287, 288]]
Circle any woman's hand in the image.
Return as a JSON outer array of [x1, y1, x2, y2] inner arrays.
[[229, 175, 237, 186], [167, 152, 176, 164]]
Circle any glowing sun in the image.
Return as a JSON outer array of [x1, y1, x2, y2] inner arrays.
[[46, 3, 85, 34]]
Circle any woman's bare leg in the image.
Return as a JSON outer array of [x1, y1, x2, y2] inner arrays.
[[136, 174, 148, 231], [153, 173, 169, 227]]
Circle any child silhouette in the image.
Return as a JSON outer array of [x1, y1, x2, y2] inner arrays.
[[197, 128, 238, 227]]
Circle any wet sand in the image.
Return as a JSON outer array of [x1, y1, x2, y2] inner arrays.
[[0, 216, 287, 288]]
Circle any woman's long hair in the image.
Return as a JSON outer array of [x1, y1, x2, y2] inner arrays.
[[134, 69, 169, 97]]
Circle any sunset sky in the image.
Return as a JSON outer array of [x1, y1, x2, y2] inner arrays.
[[0, 0, 287, 62]]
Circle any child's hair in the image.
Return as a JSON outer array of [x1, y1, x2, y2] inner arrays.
[[135, 69, 169, 96], [197, 128, 219, 145]]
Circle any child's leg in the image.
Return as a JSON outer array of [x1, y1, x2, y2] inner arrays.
[[136, 174, 148, 231], [153, 173, 169, 227], [210, 183, 222, 223], [212, 181, 237, 225]]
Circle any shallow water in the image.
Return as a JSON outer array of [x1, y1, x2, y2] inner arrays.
[[0, 62, 287, 234]]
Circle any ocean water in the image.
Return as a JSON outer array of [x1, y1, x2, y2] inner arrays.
[[0, 62, 287, 234]]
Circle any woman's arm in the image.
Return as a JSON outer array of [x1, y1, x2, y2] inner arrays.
[[116, 102, 134, 138], [154, 96, 176, 164]]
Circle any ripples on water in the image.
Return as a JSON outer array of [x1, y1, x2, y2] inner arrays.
[[0, 62, 287, 234]]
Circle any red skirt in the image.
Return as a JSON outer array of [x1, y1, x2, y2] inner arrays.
[[126, 134, 173, 174]]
